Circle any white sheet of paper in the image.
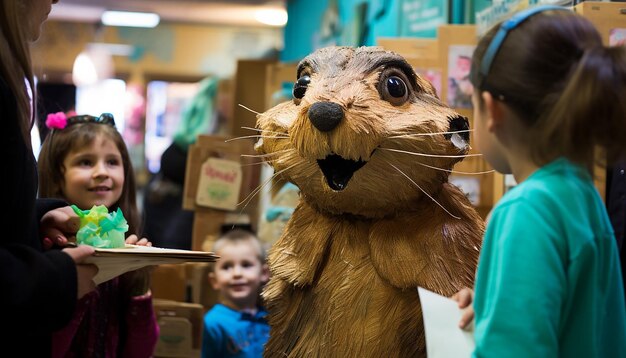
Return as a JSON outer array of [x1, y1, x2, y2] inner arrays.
[[418, 287, 475, 358]]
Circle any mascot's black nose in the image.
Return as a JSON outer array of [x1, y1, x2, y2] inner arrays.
[[308, 101, 344, 132]]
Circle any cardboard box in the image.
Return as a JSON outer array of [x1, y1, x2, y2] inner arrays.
[[264, 61, 299, 110], [190, 210, 225, 252], [152, 262, 219, 313], [231, 59, 276, 138], [377, 37, 439, 62], [151, 264, 187, 302], [574, 1, 626, 45], [183, 135, 260, 211], [184, 262, 219, 312], [153, 299, 204, 358], [183, 135, 261, 250]]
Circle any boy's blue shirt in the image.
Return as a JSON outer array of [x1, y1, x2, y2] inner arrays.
[[202, 303, 270, 358]]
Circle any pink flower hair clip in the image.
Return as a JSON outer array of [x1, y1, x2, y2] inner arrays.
[[45, 112, 68, 130]]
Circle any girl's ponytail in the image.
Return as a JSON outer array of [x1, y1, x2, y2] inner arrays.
[[534, 44, 626, 167]]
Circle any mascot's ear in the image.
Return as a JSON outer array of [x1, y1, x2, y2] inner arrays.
[[446, 115, 470, 150]]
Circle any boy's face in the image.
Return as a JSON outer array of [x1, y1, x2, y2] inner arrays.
[[61, 135, 124, 210], [209, 241, 269, 310]]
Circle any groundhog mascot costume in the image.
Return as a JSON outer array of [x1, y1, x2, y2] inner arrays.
[[255, 46, 485, 357]]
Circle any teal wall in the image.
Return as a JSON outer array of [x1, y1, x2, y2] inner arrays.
[[281, 0, 559, 62], [282, 0, 327, 62], [281, 0, 401, 62]]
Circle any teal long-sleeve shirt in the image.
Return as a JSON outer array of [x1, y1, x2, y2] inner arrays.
[[473, 158, 626, 357]]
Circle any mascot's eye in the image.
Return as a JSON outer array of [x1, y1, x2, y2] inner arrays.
[[293, 75, 311, 100], [387, 77, 406, 98], [379, 73, 410, 106]]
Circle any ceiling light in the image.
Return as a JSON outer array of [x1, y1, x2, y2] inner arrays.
[[72, 48, 113, 87], [73, 52, 98, 86], [254, 9, 287, 26], [101, 10, 160, 28]]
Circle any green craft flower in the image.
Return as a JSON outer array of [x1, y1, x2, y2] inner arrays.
[[71, 205, 128, 248]]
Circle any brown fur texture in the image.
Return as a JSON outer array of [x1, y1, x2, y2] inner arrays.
[[255, 46, 484, 357]]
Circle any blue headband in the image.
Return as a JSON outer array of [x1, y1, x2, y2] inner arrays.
[[480, 5, 572, 81]]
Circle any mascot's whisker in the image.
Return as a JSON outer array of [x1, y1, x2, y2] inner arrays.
[[225, 134, 289, 142], [237, 162, 299, 208], [241, 126, 289, 137], [411, 160, 495, 175], [238, 149, 297, 168], [388, 162, 461, 219], [389, 129, 473, 139], [239, 161, 273, 167], [381, 147, 482, 158], [240, 126, 264, 132], [238, 103, 262, 115], [241, 149, 293, 158]]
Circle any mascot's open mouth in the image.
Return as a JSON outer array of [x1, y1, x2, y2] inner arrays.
[[317, 154, 367, 191]]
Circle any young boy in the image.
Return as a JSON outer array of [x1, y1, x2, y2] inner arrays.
[[202, 229, 270, 357]]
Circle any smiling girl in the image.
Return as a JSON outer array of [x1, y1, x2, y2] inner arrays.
[[38, 113, 158, 358]]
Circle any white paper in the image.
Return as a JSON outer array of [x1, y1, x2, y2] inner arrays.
[[418, 287, 475, 358]]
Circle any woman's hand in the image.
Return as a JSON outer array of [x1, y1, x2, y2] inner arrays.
[[63, 245, 98, 299], [451, 287, 475, 330], [40, 206, 80, 250]]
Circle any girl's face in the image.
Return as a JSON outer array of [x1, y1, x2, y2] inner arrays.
[[471, 92, 511, 174], [61, 134, 124, 210], [471, 92, 491, 160], [27, 0, 59, 41]]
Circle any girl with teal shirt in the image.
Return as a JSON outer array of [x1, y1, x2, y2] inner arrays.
[[453, 5, 626, 357]]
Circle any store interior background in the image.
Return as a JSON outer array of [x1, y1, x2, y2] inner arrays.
[[30, 1, 623, 354]]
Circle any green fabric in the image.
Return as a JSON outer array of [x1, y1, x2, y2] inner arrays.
[[173, 77, 218, 149], [473, 158, 626, 357]]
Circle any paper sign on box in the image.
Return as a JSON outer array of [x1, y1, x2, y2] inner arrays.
[[196, 157, 242, 211]]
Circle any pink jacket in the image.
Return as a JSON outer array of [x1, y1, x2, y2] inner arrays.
[[52, 277, 159, 358]]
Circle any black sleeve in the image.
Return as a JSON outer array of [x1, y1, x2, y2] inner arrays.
[[1, 245, 78, 331], [2, 75, 78, 334], [36, 198, 69, 222]]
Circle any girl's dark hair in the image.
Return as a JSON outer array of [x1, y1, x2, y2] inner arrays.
[[470, 10, 626, 168], [38, 123, 141, 235]]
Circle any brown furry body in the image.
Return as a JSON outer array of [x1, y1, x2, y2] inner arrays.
[[256, 46, 484, 357]]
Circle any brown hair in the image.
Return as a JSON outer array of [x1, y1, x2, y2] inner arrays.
[[0, 0, 35, 145], [470, 10, 626, 168], [212, 229, 265, 264], [38, 122, 141, 234]]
